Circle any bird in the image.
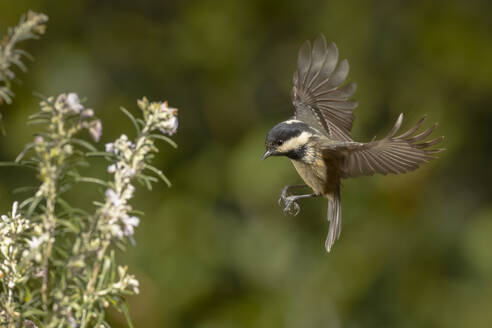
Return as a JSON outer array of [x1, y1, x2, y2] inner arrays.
[[262, 34, 444, 252]]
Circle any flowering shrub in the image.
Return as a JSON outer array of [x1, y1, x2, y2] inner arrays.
[[0, 11, 179, 326], [0, 93, 178, 327], [0, 11, 48, 106]]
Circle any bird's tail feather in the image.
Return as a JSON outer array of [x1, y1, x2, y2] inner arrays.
[[325, 186, 342, 252]]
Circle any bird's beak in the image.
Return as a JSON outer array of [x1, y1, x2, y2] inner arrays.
[[262, 150, 273, 160]]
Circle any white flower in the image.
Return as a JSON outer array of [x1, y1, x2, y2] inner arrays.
[[113, 266, 139, 294], [123, 165, 136, 179], [0, 202, 30, 235], [158, 115, 178, 135], [121, 184, 135, 201], [89, 119, 102, 142], [107, 164, 116, 173], [27, 233, 48, 250], [105, 142, 115, 153], [109, 224, 123, 239], [66, 93, 84, 113], [154, 102, 178, 135], [28, 237, 42, 249], [105, 189, 122, 207], [1, 237, 13, 248], [11, 201, 18, 218], [122, 216, 139, 236], [63, 144, 73, 155], [105, 134, 134, 156], [55, 94, 68, 112], [159, 101, 176, 115], [82, 108, 94, 117], [128, 276, 139, 294]]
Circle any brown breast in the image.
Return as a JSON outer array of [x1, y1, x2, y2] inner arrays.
[[290, 156, 340, 196]]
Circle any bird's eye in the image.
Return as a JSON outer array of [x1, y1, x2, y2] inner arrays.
[[276, 140, 284, 146]]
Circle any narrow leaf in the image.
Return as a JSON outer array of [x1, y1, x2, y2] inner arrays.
[[120, 106, 141, 135], [143, 164, 171, 187], [149, 134, 178, 148]]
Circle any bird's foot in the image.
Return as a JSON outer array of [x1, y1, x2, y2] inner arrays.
[[281, 195, 301, 216], [278, 185, 291, 207]]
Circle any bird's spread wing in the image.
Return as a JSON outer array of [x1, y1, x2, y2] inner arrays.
[[292, 34, 357, 141], [322, 114, 445, 177]]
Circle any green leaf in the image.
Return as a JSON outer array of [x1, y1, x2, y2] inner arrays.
[[28, 112, 50, 120], [19, 196, 35, 210], [15, 142, 36, 162], [66, 172, 109, 187], [22, 308, 45, 317], [121, 302, 135, 328], [32, 91, 49, 101], [27, 118, 49, 125], [26, 196, 43, 217], [110, 250, 116, 282], [16, 48, 33, 60], [70, 138, 98, 152], [12, 185, 37, 194], [0, 160, 32, 168], [143, 164, 171, 187], [138, 174, 159, 190], [120, 106, 141, 135], [56, 218, 80, 233], [136, 118, 145, 127], [97, 256, 112, 290], [149, 133, 178, 148], [0, 86, 14, 104]]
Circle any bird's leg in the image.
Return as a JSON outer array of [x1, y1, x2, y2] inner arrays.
[[282, 192, 318, 216], [278, 184, 308, 207]]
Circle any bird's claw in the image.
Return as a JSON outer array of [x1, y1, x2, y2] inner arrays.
[[278, 186, 303, 216], [278, 186, 291, 207], [278, 193, 286, 207], [281, 196, 301, 216]]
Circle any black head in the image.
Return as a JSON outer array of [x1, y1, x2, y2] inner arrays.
[[263, 120, 313, 160]]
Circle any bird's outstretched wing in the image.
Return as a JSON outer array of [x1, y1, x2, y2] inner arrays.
[[292, 34, 357, 141], [324, 114, 444, 177]]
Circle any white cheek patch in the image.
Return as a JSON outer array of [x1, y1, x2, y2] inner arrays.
[[278, 131, 311, 153], [285, 119, 303, 124]]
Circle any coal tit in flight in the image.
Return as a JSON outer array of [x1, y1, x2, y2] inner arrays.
[[263, 35, 444, 252]]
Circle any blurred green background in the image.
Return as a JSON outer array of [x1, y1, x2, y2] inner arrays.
[[1, 0, 492, 327]]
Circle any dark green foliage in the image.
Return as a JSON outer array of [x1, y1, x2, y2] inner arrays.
[[1, 1, 491, 327]]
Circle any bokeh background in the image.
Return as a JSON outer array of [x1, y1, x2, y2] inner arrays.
[[1, 0, 492, 327]]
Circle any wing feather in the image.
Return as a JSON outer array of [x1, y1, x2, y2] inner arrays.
[[338, 114, 445, 177], [292, 34, 357, 141]]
